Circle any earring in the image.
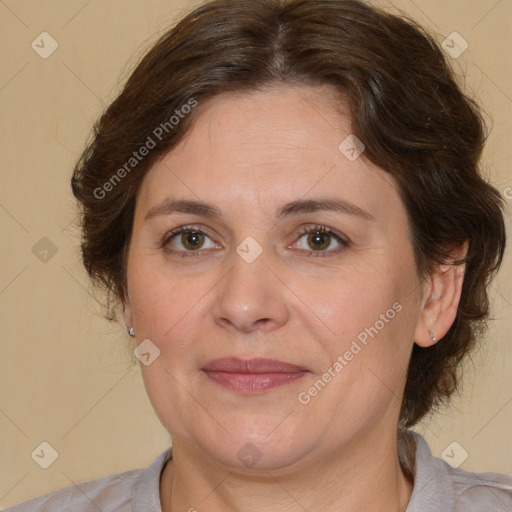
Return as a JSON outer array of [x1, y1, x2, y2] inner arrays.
[[428, 330, 437, 343], [127, 326, 135, 337]]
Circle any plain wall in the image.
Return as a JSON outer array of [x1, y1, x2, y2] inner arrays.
[[1, 0, 511, 508]]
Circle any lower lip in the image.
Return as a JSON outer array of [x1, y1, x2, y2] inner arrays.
[[203, 371, 307, 393]]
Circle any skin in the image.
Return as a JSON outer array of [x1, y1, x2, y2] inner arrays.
[[123, 84, 466, 511]]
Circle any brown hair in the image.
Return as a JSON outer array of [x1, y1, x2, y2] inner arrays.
[[71, 0, 506, 427]]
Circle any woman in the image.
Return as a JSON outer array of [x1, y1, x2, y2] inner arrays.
[[6, 0, 511, 510]]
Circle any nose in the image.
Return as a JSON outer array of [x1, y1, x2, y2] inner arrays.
[[212, 248, 290, 333]]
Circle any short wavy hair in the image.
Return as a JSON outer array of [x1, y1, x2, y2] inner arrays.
[[71, 0, 506, 427]]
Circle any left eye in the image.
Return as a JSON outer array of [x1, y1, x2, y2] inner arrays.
[[291, 227, 348, 254]]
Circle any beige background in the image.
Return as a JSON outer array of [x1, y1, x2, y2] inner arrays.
[[1, 0, 511, 508]]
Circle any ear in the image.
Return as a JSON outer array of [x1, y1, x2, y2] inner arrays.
[[414, 242, 468, 347]]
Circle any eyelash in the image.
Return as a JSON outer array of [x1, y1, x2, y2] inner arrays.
[[160, 224, 350, 258]]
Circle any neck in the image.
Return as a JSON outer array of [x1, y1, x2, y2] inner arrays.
[[160, 430, 414, 512]]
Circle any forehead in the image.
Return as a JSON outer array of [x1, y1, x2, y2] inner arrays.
[[172, 85, 349, 170], [136, 85, 402, 223]]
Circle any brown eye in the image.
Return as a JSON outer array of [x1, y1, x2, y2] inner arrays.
[[307, 231, 331, 251], [180, 231, 205, 250], [291, 225, 349, 257], [162, 227, 219, 255]]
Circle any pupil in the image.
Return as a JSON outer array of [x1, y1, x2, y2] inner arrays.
[[308, 232, 329, 250], [183, 232, 203, 250]]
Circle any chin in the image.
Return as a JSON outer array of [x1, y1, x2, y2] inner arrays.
[[192, 417, 317, 473]]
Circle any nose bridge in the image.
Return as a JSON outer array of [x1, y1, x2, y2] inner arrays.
[[213, 240, 289, 332]]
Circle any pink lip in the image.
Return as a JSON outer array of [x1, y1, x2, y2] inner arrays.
[[202, 358, 309, 393]]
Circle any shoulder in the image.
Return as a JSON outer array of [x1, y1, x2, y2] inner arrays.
[[3, 448, 172, 512], [432, 457, 512, 511], [401, 430, 512, 512], [2, 469, 141, 512]]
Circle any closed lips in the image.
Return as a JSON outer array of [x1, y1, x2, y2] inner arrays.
[[201, 358, 310, 393]]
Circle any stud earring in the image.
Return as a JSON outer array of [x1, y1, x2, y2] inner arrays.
[[127, 326, 135, 337], [428, 330, 437, 343]]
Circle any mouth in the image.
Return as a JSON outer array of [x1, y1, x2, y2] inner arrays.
[[201, 357, 309, 394]]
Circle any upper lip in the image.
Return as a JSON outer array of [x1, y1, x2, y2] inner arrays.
[[202, 357, 308, 373]]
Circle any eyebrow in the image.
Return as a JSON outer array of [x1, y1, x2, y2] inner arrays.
[[276, 198, 374, 222], [144, 197, 374, 222], [144, 199, 223, 221]]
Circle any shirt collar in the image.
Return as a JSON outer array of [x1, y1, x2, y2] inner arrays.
[[132, 446, 173, 512], [399, 430, 455, 512]]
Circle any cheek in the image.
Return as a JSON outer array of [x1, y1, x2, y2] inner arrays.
[[296, 260, 401, 339], [294, 278, 418, 431], [128, 263, 213, 437], [127, 257, 213, 357], [297, 256, 419, 383]]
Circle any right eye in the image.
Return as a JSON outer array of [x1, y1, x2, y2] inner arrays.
[[161, 226, 221, 257]]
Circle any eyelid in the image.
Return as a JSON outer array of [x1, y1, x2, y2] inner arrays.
[[294, 224, 349, 244]]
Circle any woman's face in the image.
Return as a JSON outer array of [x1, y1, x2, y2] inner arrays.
[[124, 85, 428, 471]]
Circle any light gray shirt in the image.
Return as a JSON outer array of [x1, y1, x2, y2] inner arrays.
[[4, 431, 511, 511]]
